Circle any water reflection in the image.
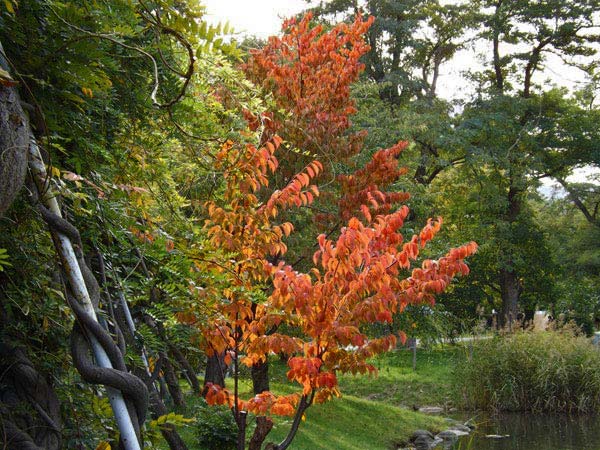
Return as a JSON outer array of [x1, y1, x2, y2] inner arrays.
[[452, 413, 600, 450]]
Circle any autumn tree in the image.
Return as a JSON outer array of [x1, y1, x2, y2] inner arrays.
[[192, 126, 476, 450], [243, 13, 374, 178], [192, 15, 478, 443], [233, 15, 424, 420]]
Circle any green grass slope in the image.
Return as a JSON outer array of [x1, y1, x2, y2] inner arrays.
[[267, 394, 447, 450]]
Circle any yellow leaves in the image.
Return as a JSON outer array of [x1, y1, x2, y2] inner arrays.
[[50, 166, 61, 178], [95, 442, 111, 450], [314, 386, 340, 404], [81, 87, 94, 98], [150, 413, 195, 430], [0, 248, 12, 272], [0, 67, 18, 86], [281, 222, 294, 237], [92, 396, 113, 418]]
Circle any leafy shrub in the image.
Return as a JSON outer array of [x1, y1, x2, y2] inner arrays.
[[195, 398, 237, 450], [555, 277, 600, 336], [455, 327, 600, 413]]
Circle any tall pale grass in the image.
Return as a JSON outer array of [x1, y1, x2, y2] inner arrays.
[[455, 327, 600, 413]]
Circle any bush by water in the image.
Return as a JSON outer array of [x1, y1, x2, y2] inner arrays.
[[456, 328, 600, 413]]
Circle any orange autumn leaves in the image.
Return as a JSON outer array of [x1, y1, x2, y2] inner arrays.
[[205, 383, 300, 417], [338, 141, 411, 222], [244, 13, 373, 161], [200, 134, 477, 417], [195, 12, 478, 421]]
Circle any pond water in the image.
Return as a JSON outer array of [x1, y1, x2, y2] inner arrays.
[[451, 413, 600, 450]]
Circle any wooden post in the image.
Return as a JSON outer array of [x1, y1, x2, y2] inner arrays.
[[238, 411, 247, 450]]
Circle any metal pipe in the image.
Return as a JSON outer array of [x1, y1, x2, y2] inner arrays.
[[27, 130, 142, 450]]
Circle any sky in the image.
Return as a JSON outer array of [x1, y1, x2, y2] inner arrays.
[[201, 0, 597, 190], [201, 1, 590, 100], [201, 0, 307, 39]]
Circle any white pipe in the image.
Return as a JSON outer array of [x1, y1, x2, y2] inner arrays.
[[28, 138, 142, 450], [117, 289, 152, 376]]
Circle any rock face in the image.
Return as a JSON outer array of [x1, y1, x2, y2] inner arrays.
[[0, 84, 29, 216], [404, 421, 474, 450], [411, 430, 435, 450]]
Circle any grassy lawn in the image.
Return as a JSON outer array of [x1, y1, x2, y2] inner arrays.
[[158, 345, 464, 449], [164, 390, 448, 450], [338, 345, 464, 408], [267, 394, 448, 450]]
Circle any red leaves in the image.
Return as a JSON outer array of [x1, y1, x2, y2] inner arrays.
[[246, 392, 299, 416], [338, 141, 411, 222], [262, 160, 322, 215], [270, 399, 296, 416], [316, 372, 337, 389], [205, 383, 233, 408], [243, 13, 374, 161], [287, 357, 324, 395], [199, 10, 478, 427], [419, 218, 442, 248]]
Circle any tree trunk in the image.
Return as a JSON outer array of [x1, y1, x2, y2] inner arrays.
[[0, 48, 28, 217], [499, 185, 522, 329], [492, 1, 504, 92], [499, 268, 519, 329], [148, 388, 188, 450], [247, 360, 272, 450], [113, 298, 189, 450], [161, 352, 186, 408], [251, 360, 269, 395], [170, 345, 200, 393], [203, 352, 227, 391], [0, 344, 62, 450], [0, 290, 62, 450]]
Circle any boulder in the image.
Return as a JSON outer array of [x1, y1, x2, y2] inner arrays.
[[418, 406, 444, 414], [411, 430, 435, 450], [437, 430, 461, 441], [451, 424, 472, 433]]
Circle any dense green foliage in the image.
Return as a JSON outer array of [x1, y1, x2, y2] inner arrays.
[[456, 329, 600, 413], [1, 0, 600, 449], [194, 399, 237, 450]]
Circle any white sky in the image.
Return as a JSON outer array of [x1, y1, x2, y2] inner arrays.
[[202, 1, 591, 99], [201, 0, 307, 39]]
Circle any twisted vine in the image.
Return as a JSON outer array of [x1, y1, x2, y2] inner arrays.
[[37, 205, 148, 445]]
